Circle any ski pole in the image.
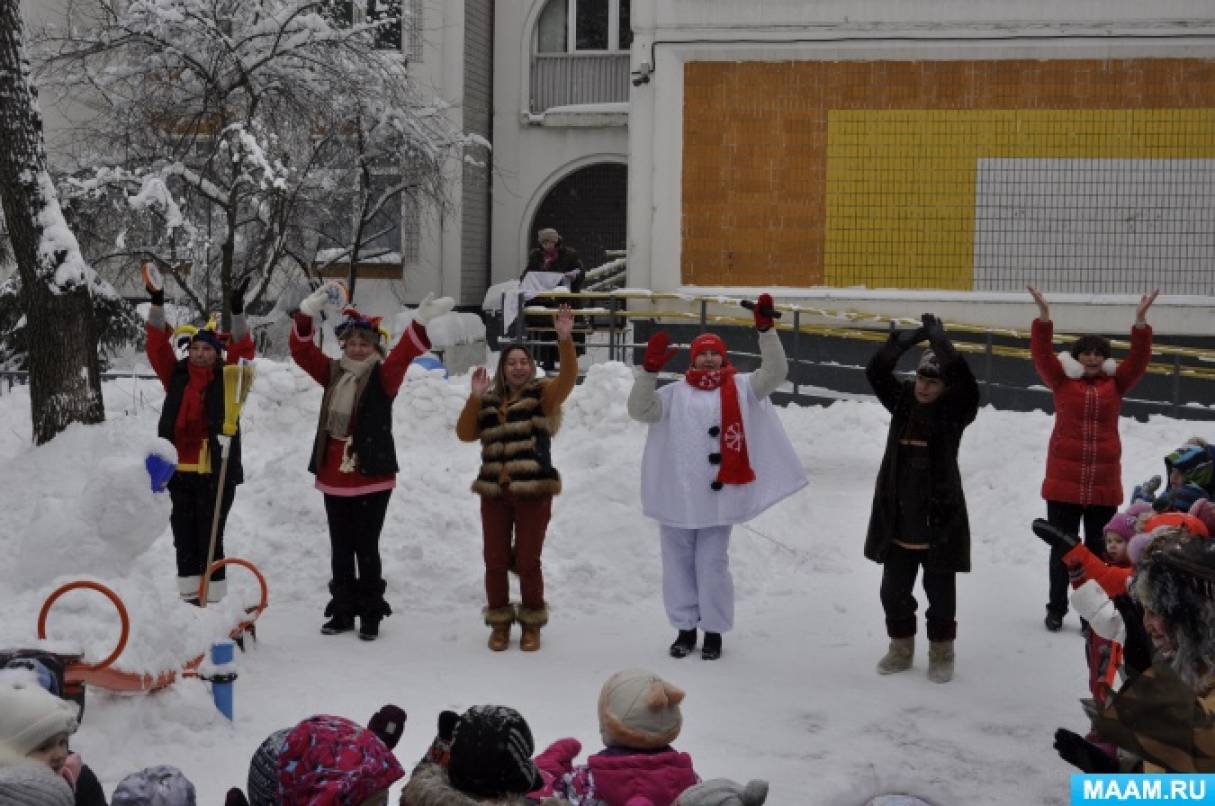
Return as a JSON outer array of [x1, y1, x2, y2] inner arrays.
[[199, 361, 255, 607]]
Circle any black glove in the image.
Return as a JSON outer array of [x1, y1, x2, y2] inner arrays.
[[893, 326, 927, 351], [921, 313, 946, 342], [1032, 518, 1080, 552], [1054, 728, 1119, 773], [230, 275, 252, 315], [1113, 593, 1153, 675], [422, 709, 460, 767]]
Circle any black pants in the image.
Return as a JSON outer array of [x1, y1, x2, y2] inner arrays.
[[323, 491, 392, 588], [880, 544, 957, 641], [168, 473, 236, 587], [1046, 500, 1117, 616]]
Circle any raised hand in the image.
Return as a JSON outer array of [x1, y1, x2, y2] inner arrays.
[[921, 313, 946, 341], [1032, 518, 1080, 552], [470, 366, 491, 397], [1135, 289, 1159, 325], [1028, 286, 1050, 322], [752, 293, 776, 332], [643, 331, 678, 373], [299, 281, 340, 317], [413, 292, 456, 326], [553, 303, 575, 342], [142, 260, 165, 306], [893, 324, 927, 350]]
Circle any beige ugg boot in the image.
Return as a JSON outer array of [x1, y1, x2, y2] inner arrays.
[[876, 637, 914, 675], [928, 640, 955, 683]]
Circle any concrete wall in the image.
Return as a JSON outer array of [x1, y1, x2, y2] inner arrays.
[[491, 0, 628, 285], [627, 0, 1215, 334]]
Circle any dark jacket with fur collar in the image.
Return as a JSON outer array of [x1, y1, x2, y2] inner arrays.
[[471, 383, 562, 498]]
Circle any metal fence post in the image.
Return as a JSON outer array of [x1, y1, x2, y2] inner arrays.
[[699, 299, 707, 333], [792, 309, 801, 398], [608, 295, 618, 363], [985, 332, 994, 392], [1172, 353, 1182, 418], [514, 291, 526, 342]]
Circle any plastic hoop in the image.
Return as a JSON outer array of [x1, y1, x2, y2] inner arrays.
[[37, 581, 130, 673], [198, 557, 269, 619]]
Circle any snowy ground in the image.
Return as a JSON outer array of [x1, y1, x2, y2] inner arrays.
[[0, 356, 1205, 804]]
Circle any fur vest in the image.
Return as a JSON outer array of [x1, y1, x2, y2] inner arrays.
[[472, 383, 561, 498]]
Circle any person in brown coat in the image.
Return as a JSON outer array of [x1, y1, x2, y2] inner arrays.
[[456, 305, 577, 652]]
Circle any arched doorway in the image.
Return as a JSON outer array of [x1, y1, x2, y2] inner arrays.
[[529, 162, 626, 270]]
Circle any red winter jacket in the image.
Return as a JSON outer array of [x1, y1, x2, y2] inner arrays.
[[1031, 319, 1152, 507]]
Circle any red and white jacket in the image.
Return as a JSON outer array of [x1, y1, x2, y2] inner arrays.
[[1031, 319, 1152, 507]]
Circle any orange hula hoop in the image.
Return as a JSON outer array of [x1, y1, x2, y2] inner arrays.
[[197, 557, 269, 619], [37, 581, 130, 672]]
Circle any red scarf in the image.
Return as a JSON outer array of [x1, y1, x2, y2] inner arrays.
[[175, 363, 213, 448], [684, 366, 755, 485]]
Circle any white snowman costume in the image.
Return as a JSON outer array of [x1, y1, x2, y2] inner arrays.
[[628, 328, 807, 633]]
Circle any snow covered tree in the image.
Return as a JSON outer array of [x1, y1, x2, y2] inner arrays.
[[37, 0, 467, 326], [0, 0, 111, 444]]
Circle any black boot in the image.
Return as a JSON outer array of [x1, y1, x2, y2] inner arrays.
[[321, 580, 356, 635], [357, 578, 392, 642], [701, 631, 722, 661], [669, 629, 697, 658]]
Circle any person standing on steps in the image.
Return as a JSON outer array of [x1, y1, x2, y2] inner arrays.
[[522, 228, 583, 372], [1029, 286, 1156, 633], [144, 262, 255, 604], [456, 305, 578, 653], [865, 314, 980, 684], [627, 294, 807, 661], [290, 283, 454, 641]]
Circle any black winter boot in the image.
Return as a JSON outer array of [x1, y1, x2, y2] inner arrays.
[[356, 578, 392, 642], [701, 631, 722, 661], [321, 580, 356, 635], [669, 629, 697, 658]]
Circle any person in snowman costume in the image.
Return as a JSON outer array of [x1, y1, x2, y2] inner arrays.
[[628, 294, 807, 660]]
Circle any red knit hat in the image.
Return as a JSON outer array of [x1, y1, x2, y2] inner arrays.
[[1144, 512, 1211, 539], [689, 334, 727, 365], [277, 715, 403, 805]]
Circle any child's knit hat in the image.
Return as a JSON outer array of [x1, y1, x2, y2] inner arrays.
[[0, 674, 78, 757], [598, 668, 685, 751], [111, 766, 196, 806]]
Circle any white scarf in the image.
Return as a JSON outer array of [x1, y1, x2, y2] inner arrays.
[[325, 355, 378, 439]]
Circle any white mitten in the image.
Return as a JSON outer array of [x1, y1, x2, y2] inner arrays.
[[299, 281, 345, 317], [412, 293, 455, 326]]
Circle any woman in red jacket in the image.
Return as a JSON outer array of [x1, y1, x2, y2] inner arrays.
[[1029, 286, 1157, 632]]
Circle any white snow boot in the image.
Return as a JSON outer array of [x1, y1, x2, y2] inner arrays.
[[928, 640, 955, 683]]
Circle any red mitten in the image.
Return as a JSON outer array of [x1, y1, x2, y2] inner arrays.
[[643, 331, 678, 372], [753, 292, 775, 331], [532, 737, 582, 797]]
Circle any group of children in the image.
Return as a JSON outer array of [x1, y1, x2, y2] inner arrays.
[[0, 655, 770, 805], [1033, 435, 1215, 767]]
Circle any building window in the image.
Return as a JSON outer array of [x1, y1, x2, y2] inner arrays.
[[323, 0, 402, 52], [536, 0, 631, 53]]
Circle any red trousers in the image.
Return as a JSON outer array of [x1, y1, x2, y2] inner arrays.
[[480, 492, 552, 610]]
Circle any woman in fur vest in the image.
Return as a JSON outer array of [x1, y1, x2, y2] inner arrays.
[[456, 305, 577, 652], [1029, 286, 1157, 632], [291, 284, 454, 641]]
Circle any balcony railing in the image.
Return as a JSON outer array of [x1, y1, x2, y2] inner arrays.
[[530, 52, 630, 113]]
